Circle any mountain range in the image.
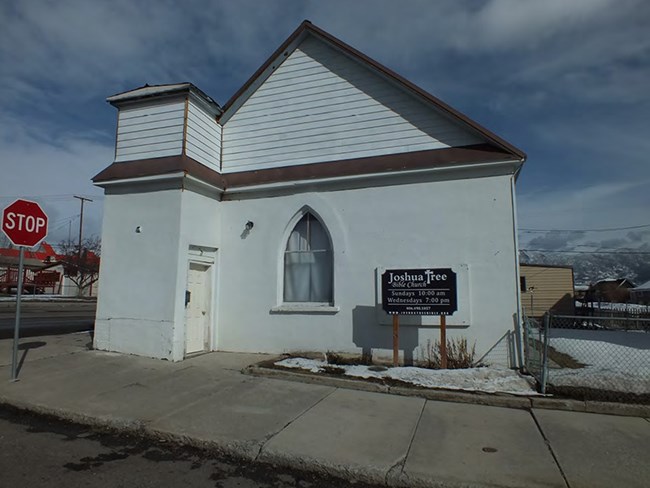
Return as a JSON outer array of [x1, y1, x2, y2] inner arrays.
[[520, 251, 650, 287]]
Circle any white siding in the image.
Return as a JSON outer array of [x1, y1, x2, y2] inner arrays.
[[185, 99, 221, 171], [222, 36, 482, 173], [115, 100, 185, 162]]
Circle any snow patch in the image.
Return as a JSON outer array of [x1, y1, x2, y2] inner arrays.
[[547, 329, 650, 393], [275, 358, 539, 395], [576, 301, 650, 313]]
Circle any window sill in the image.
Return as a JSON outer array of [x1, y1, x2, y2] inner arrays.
[[270, 304, 340, 315]]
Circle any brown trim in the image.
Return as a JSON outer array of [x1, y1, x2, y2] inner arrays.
[[93, 144, 517, 190], [224, 144, 514, 188], [217, 113, 223, 173], [113, 111, 120, 161], [182, 96, 189, 155], [219, 21, 526, 161], [92, 155, 226, 189], [520, 263, 574, 270]]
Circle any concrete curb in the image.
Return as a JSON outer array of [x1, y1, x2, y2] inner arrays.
[[244, 364, 650, 418], [0, 397, 403, 488], [0, 397, 148, 433], [257, 449, 392, 487], [0, 397, 254, 462]]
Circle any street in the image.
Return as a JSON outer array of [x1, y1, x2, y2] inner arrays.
[[0, 406, 380, 488], [0, 300, 95, 339]]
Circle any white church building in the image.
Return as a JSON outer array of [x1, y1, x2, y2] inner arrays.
[[93, 21, 526, 366]]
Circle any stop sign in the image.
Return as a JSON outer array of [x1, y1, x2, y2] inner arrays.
[[2, 199, 49, 247]]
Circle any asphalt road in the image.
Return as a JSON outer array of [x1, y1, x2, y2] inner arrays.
[[0, 300, 95, 339], [0, 406, 381, 488]]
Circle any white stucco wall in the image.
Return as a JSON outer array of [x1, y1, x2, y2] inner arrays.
[[95, 169, 519, 366], [170, 187, 221, 360], [94, 188, 184, 359], [215, 172, 519, 366], [95, 183, 222, 361]]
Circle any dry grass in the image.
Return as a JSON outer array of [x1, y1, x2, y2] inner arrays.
[[421, 337, 478, 369]]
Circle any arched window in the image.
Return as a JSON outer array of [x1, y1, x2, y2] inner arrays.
[[284, 212, 333, 303]]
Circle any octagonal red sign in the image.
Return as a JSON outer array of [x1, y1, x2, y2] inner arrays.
[[1, 199, 49, 247]]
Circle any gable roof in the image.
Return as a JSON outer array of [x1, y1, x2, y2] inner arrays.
[[219, 20, 525, 161], [633, 280, 650, 291], [592, 278, 636, 288], [94, 21, 525, 190], [0, 242, 62, 269]]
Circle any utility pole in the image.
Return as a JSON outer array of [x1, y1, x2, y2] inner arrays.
[[73, 196, 93, 295]]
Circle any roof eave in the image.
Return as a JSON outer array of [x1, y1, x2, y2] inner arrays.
[[107, 83, 222, 113]]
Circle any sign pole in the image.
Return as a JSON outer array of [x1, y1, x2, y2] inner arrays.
[[440, 315, 447, 369], [11, 246, 24, 381], [392, 314, 399, 367]]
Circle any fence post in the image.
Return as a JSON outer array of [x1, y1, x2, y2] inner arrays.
[[540, 312, 551, 394]]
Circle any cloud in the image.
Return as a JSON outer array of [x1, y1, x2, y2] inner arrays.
[[0, 0, 306, 108], [0, 0, 648, 250], [437, 0, 615, 52], [527, 231, 585, 250], [522, 228, 650, 254], [0, 112, 111, 244], [518, 177, 650, 253], [628, 230, 650, 242], [517, 179, 650, 250]]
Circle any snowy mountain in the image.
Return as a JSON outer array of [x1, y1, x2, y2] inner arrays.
[[519, 250, 650, 286]]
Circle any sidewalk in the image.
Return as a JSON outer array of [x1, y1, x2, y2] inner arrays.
[[0, 333, 648, 488]]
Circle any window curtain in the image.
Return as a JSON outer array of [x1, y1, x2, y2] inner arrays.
[[284, 214, 332, 303]]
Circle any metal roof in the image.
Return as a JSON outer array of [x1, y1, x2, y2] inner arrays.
[[634, 280, 650, 291], [106, 83, 221, 112]]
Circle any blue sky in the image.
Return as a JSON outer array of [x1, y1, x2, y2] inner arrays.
[[1, 0, 649, 252]]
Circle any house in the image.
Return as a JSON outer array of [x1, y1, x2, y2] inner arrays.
[[0, 242, 99, 296], [630, 280, 650, 305], [519, 264, 575, 318], [0, 242, 61, 294], [92, 21, 526, 366], [573, 284, 589, 301], [586, 278, 636, 304]]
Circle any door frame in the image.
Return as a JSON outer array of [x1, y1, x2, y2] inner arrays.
[[185, 245, 217, 357]]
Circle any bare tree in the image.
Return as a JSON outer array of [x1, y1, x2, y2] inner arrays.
[[0, 233, 11, 249], [57, 236, 101, 296]]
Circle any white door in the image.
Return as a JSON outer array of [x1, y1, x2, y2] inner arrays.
[[185, 262, 210, 355]]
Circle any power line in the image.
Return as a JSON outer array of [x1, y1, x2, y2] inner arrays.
[[48, 216, 80, 234], [0, 194, 103, 201], [520, 223, 650, 233], [521, 249, 650, 255]]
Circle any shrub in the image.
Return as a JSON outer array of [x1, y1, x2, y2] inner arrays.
[[322, 365, 345, 375], [421, 337, 477, 369], [326, 351, 372, 366]]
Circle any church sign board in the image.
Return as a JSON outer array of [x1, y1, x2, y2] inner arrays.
[[381, 268, 457, 316]]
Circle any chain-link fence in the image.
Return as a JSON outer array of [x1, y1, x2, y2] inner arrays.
[[523, 313, 650, 404], [522, 314, 547, 390]]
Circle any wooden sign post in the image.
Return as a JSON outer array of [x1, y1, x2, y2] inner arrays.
[[392, 314, 399, 367], [440, 315, 447, 369]]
